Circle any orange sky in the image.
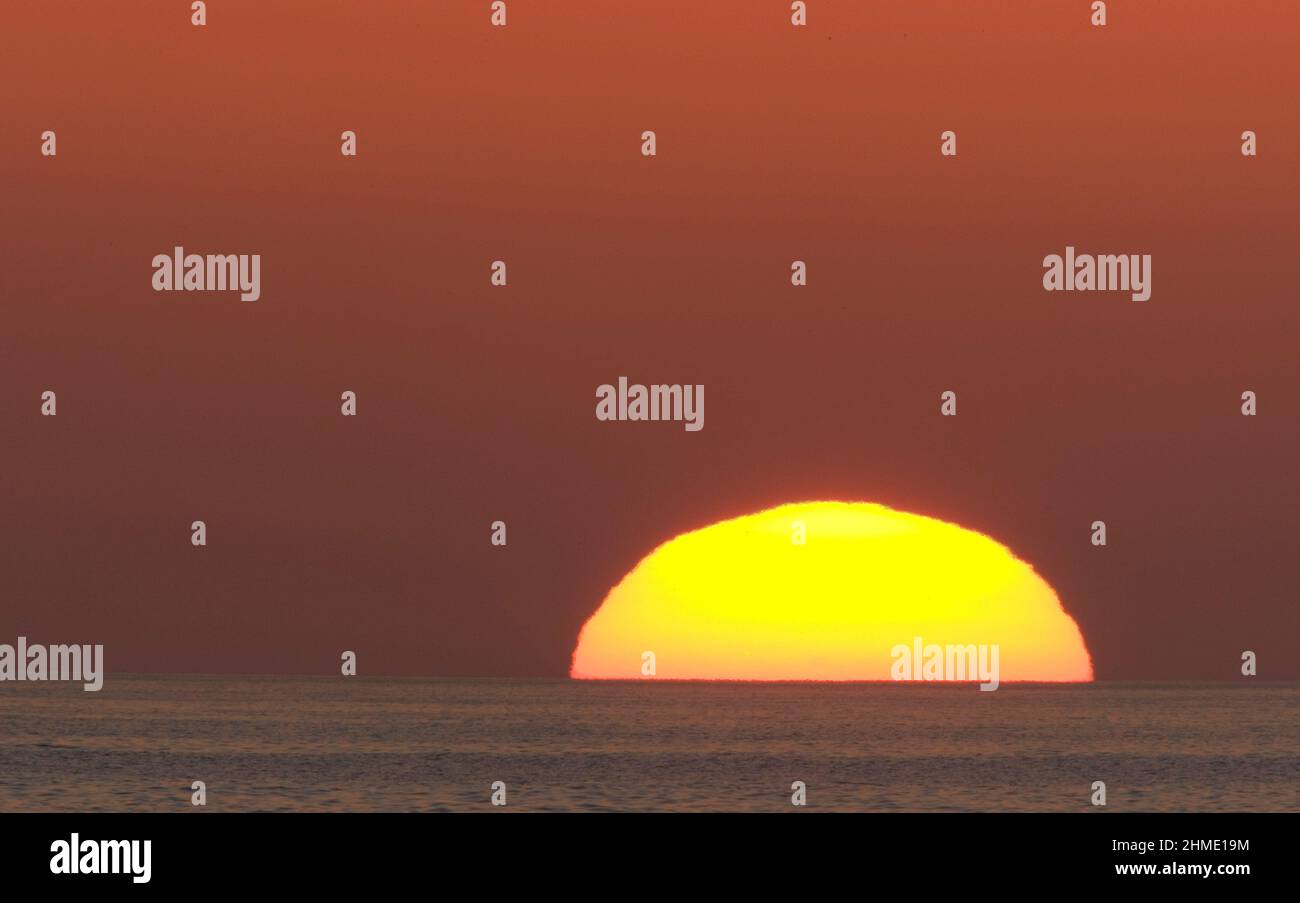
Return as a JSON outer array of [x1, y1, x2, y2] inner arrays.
[[0, 2, 1296, 678]]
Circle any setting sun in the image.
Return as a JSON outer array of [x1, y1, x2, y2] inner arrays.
[[571, 501, 1094, 682]]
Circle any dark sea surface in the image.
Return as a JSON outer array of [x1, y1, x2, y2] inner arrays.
[[1, 677, 1295, 812]]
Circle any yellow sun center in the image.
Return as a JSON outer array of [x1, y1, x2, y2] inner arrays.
[[571, 501, 1093, 682]]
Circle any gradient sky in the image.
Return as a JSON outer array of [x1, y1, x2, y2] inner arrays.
[[2, 1, 1296, 679]]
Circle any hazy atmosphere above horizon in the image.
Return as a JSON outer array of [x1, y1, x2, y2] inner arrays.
[[2, 0, 1297, 682]]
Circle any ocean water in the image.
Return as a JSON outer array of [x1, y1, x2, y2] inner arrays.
[[0, 677, 1295, 812]]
